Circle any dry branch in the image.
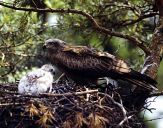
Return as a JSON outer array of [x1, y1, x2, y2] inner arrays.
[[40, 89, 98, 97]]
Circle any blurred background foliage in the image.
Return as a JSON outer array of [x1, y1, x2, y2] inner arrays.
[[0, 0, 162, 90]]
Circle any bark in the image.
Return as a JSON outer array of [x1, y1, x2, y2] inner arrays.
[[142, 0, 163, 80]]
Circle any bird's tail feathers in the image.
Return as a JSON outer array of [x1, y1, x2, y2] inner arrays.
[[122, 70, 158, 91], [124, 77, 158, 91], [130, 70, 157, 84]]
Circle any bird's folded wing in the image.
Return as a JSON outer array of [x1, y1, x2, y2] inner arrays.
[[61, 45, 130, 73], [62, 45, 93, 54]]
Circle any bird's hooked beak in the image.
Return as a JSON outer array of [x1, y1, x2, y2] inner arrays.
[[43, 43, 47, 50]]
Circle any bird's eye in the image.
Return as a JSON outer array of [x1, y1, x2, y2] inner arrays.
[[50, 69, 55, 74], [50, 69, 53, 72], [49, 42, 54, 45], [49, 41, 59, 47]]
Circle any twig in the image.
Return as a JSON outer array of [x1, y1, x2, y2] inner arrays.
[[0, 102, 25, 107], [117, 115, 133, 127], [0, 88, 98, 98], [144, 116, 163, 122], [40, 89, 98, 97], [0, 89, 98, 99], [120, 12, 158, 26]]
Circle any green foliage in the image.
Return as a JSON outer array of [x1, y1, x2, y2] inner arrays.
[[0, 7, 43, 82]]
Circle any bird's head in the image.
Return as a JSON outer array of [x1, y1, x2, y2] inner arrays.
[[41, 64, 55, 75], [43, 38, 66, 52]]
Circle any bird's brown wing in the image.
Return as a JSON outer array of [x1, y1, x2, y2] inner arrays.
[[61, 45, 131, 74]]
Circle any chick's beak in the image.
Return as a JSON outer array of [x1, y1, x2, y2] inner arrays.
[[53, 71, 56, 75]]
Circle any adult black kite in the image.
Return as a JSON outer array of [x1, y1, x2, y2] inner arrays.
[[43, 39, 157, 91]]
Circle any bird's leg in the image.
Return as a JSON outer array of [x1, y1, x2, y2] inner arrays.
[[54, 73, 65, 84], [98, 77, 117, 86], [104, 77, 110, 85], [98, 77, 108, 85], [98, 77, 118, 91]]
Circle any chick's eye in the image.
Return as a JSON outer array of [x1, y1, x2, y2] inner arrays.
[[50, 69, 54, 72]]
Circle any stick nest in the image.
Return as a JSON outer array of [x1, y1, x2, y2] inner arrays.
[[0, 80, 149, 128]]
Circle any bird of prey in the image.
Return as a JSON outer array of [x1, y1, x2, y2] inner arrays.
[[18, 64, 55, 95], [43, 39, 157, 91]]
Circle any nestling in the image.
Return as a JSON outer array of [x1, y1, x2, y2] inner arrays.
[[18, 64, 55, 95]]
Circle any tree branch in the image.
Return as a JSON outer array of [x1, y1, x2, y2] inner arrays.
[[120, 12, 158, 26], [0, 1, 150, 54], [141, 0, 163, 79], [40, 89, 98, 97], [0, 89, 97, 98]]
